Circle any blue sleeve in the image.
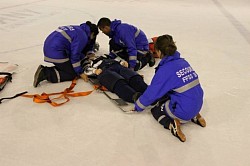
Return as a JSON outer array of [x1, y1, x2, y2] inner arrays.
[[70, 31, 88, 75], [134, 67, 176, 111], [119, 28, 137, 68]]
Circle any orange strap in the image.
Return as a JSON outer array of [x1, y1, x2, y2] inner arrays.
[[93, 84, 108, 91], [22, 78, 103, 107]]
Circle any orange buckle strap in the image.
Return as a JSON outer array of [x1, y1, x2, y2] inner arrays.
[[93, 84, 108, 91], [22, 78, 96, 107]]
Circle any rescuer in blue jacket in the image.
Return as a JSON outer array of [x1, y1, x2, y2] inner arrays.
[[33, 21, 99, 87], [134, 35, 206, 142], [97, 18, 155, 71]]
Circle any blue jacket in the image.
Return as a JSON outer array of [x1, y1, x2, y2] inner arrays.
[[109, 20, 149, 68], [135, 51, 204, 121], [43, 23, 93, 75]]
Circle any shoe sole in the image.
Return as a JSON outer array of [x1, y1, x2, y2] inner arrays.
[[33, 65, 43, 87], [197, 117, 206, 127]]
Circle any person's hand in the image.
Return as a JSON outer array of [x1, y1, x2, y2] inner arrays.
[[120, 61, 128, 68], [80, 73, 89, 82], [95, 69, 102, 75]]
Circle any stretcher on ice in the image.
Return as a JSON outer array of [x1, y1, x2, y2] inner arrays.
[[89, 78, 134, 113]]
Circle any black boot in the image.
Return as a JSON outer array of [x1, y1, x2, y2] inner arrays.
[[33, 65, 46, 87], [147, 52, 155, 67], [93, 42, 100, 52]]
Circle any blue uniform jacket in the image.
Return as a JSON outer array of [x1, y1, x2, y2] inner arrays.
[[109, 20, 149, 68], [135, 51, 204, 121], [43, 23, 93, 75]]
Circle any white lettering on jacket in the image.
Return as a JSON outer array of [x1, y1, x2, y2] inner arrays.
[[59, 25, 75, 31], [176, 66, 198, 83], [176, 66, 193, 77]]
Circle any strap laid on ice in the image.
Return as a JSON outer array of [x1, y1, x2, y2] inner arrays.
[[0, 91, 28, 104], [0, 72, 12, 76], [22, 78, 99, 107]]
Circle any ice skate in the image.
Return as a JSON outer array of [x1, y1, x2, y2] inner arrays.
[[191, 113, 206, 127]]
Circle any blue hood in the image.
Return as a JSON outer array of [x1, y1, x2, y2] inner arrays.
[[110, 19, 121, 37], [156, 51, 181, 71], [80, 23, 91, 38]]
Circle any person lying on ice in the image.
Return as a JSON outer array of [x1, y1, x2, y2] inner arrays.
[[33, 21, 99, 87], [81, 54, 147, 103], [97, 17, 155, 71], [133, 35, 206, 142]]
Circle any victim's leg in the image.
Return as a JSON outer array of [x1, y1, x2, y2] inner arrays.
[[97, 70, 136, 103]]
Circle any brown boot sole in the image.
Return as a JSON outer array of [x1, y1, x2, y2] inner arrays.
[[196, 114, 206, 127], [174, 119, 186, 142], [170, 119, 186, 142]]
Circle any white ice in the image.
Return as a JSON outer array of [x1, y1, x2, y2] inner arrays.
[[0, 0, 250, 166]]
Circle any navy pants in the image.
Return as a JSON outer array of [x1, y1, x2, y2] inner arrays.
[[43, 61, 77, 83], [98, 63, 147, 103], [109, 39, 150, 71], [151, 97, 172, 129]]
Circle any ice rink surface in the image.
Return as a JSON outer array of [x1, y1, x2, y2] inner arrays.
[[0, 0, 250, 165]]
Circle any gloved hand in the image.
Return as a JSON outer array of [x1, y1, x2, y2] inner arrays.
[[120, 61, 128, 68], [94, 69, 102, 75], [80, 73, 89, 82]]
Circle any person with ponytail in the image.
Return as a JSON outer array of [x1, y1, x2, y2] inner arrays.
[[133, 35, 206, 142], [33, 21, 99, 87]]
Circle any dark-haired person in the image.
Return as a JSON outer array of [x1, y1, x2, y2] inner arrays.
[[134, 35, 206, 142], [33, 21, 99, 87], [97, 17, 155, 71]]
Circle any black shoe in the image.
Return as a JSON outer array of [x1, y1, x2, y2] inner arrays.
[[93, 42, 100, 52], [134, 62, 142, 71], [147, 52, 155, 67], [132, 92, 142, 102], [169, 118, 186, 142], [33, 65, 46, 88]]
